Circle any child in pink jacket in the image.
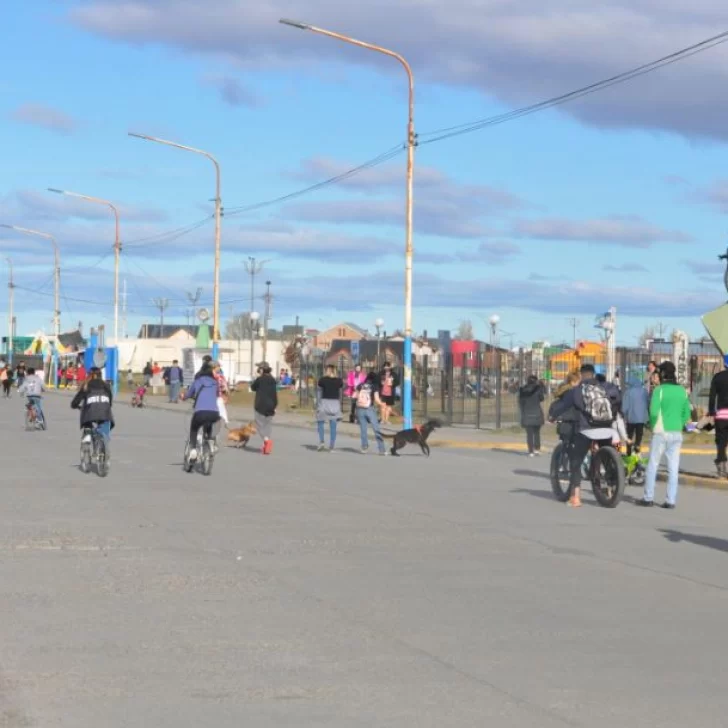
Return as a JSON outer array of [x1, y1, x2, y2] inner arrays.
[[346, 364, 367, 423]]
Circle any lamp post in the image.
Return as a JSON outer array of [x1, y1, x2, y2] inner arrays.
[[280, 18, 416, 428], [249, 311, 260, 382], [5, 257, 13, 364], [48, 188, 120, 344], [0, 225, 60, 339], [375, 317, 384, 368], [488, 314, 500, 368], [128, 132, 222, 358]]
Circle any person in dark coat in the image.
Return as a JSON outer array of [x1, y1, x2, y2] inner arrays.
[[251, 361, 278, 455], [519, 374, 545, 456]]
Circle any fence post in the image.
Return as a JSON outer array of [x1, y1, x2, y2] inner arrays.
[[446, 353, 454, 425], [423, 354, 429, 420], [495, 353, 503, 429], [476, 348, 482, 429]]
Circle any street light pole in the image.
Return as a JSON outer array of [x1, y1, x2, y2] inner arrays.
[[128, 132, 222, 356], [249, 311, 260, 382], [5, 257, 13, 364], [280, 18, 416, 428], [375, 317, 384, 369], [48, 188, 120, 343], [0, 225, 60, 338]]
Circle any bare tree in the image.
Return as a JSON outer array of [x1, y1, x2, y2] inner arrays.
[[456, 319, 474, 340], [638, 326, 656, 348], [225, 313, 253, 340]]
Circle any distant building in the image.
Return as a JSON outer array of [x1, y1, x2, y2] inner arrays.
[[313, 322, 369, 351]]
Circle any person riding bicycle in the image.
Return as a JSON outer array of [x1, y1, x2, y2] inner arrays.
[[181, 361, 220, 461], [549, 364, 615, 508], [70, 367, 114, 444], [18, 366, 45, 423]]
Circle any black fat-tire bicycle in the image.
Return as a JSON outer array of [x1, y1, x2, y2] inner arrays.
[[80, 424, 109, 478], [550, 436, 626, 508]]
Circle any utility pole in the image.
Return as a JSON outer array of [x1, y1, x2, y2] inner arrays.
[[245, 257, 265, 315], [153, 298, 169, 333], [122, 279, 128, 339], [656, 321, 666, 340], [5, 258, 13, 364], [186, 287, 203, 331], [568, 318, 580, 349], [262, 280, 272, 363]]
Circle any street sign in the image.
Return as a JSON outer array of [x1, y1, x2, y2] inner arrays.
[[351, 341, 360, 361]]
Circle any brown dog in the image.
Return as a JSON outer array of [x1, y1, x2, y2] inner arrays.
[[227, 422, 257, 448]]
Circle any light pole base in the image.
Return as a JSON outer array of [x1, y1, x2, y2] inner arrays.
[[211, 341, 220, 361], [403, 335, 413, 429]]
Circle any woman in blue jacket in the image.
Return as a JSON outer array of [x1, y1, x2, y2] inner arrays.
[[181, 363, 220, 460], [622, 377, 649, 454]]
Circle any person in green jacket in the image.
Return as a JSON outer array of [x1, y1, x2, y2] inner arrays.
[[636, 361, 692, 509]]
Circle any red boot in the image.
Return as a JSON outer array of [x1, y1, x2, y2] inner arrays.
[[263, 439, 273, 455]]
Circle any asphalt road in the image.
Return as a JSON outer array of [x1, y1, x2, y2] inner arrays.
[[2, 392, 728, 727]]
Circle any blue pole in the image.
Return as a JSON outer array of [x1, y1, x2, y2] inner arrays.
[[403, 335, 412, 428], [211, 341, 219, 361], [52, 352, 58, 389]]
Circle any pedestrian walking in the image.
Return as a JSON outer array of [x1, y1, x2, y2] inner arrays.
[[165, 359, 184, 403], [346, 364, 366, 423], [75, 362, 87, 390], [1, 365, 12, 398], [622, 377, 649, 454], [637, 361, 691, 509], [378, 363, 398, 424], [251, 362, 277, 455], [212, 362, 229, 428], [15, 361, 26, 389], [126, 369, 134, 389], [355, 371, 386, 455], [518, 374, 544, 456], [143, 361, 153, 388], [708, 357, 728, 478], [316, 364, 343, 451]]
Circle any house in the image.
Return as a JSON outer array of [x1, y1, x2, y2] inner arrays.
[[326, 339, 403, 369], [137, 324, 199, 339], [548, 341, 606, 382], [313, 322, 368, 350]]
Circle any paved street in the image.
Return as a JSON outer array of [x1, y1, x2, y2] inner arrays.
[[3, 392, 728, 727]]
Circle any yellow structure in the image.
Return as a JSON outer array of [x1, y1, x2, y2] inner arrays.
[[549, 341, 606, 381]]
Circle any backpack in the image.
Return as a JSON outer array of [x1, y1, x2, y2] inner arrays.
[[356, 385, 372, 408], [581, 382, 613, 427]]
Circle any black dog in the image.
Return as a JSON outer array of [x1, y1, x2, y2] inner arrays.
[[382, 419, 442, 456]]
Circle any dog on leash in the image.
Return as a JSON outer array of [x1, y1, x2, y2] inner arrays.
[[227, 422, 257, 448], [382, 419, 442, 457]]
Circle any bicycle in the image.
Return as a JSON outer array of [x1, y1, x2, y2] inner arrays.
[[183, 428, 216, 476], [25, 400, 46, 431], [550, 433, 626, 508], [80, 423, 110, 477]]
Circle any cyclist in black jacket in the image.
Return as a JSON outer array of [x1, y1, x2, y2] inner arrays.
[[71, 367, 114, 444]]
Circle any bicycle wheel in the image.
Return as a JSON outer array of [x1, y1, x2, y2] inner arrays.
[[38, 412, 47, 431], [591, 446, 626, 508], [550, 442, 572, 502], [80, 442, 91, 473], [183, 441, 194, 473], [24, 407, 32, 431], [201, 440, 214, 476], [630, 464, 646, 487], [94, 435, 109, 478]]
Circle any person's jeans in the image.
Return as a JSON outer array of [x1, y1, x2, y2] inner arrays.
[[357, 407, 385, 453], [28, 396, 43, 421], [715, 421, 728, 463], [644, 431, 683, 505], [169, 381, 181, 402], [317, 420, 338, 448], [525, 425, 541, 453], [626, 422, 645, 454]]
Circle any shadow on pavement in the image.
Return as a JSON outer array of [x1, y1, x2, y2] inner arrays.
[[512, 468, 550, 481], [510, 487, 599, 507], [301, 445, 362, 455], [659, 529, 728, 553]]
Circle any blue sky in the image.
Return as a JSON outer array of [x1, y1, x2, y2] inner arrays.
[[2, 0, 728, 347]]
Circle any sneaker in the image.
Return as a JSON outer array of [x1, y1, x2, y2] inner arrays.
[[534, 451, 542, 457], [328, 446, 335, 453], [661, 502, 676, 510], [188, 448, 198, 461], [317, 443, 327, 452], [635, 499, 654, 507], [379, 450, 388, 456], [361, 446, 369, 454], [528, 452, 535, 458]]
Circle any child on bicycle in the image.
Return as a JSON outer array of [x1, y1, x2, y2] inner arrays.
[[71, 367, 114, 445], [18, 366, 46, 423], [181, 361, 220, 461]]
